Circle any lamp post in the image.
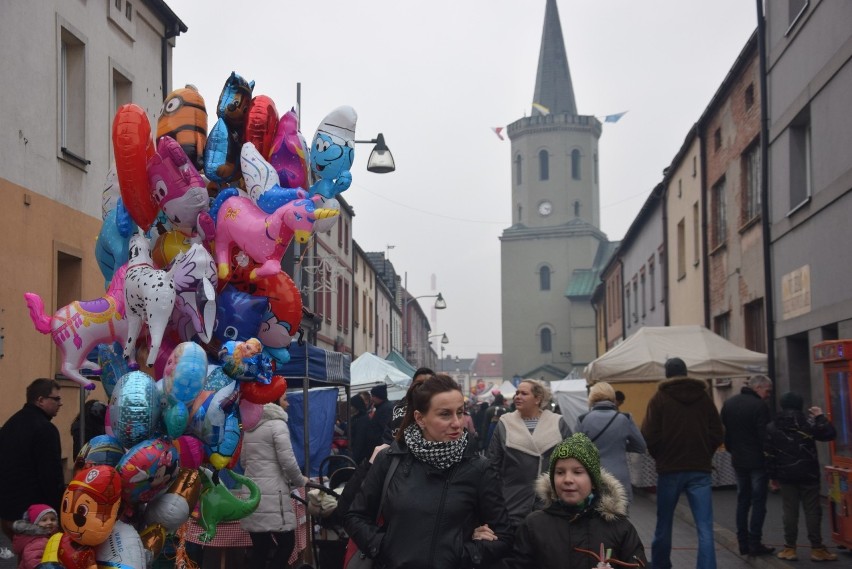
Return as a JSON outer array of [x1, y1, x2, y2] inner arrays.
[[354, 133, 396, 173], [429, 332, 449, 371], [404, 293, 447, 362]]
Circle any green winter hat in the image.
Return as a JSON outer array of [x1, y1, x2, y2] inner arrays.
[[549, 432, 603, 491]]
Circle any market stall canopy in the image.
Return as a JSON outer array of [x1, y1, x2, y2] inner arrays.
[[275, 341, 351, 388], [551, 378, 589, 427], [351, 352, 411, 392], [584, 325, 768, 384], [385, 349, 417, 381]]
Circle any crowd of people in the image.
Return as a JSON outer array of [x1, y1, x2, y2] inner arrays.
[[0, 359, 841, 568]]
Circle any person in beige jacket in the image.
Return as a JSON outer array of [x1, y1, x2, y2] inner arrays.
[[240, 392, 308, 569]]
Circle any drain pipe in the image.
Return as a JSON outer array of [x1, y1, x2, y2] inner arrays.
[[756, 0, 776, 380]]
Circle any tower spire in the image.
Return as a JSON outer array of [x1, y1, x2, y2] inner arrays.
[[532, 0, 577, 116]]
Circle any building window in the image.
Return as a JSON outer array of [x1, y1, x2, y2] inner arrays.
[[692, 155, 697, 177], [693, 201, 700, 265], [742, 142, 761, 222], [711, 178, 727, 248], [540, 328, 552, 353], [515, 155, 522, 185], [343, 280, 349, 333], [744, 299, 766, 352], [745, 83, 755, 110], [640, 270, 646, 318], [354, 285, 360, 327], [714, 127, 722, 151], [115, 0, 121, 8], [714, 312, 730, 339], [594, 153, 599, 184], [789, 108, 812, 212], [571, 149, 581, 180], [539, 266, 551, 291], [539, 150, 549, 181], [677, 218, 686, 279], [369, 299, 374, 337], [632, 280, 638, 322], [337, 220, 343, 248], [649, 257, 656, 311], [125, 1, 132, 20], [112, 68, 132, 122], [625, 286, 631, 329], [787, 0, 809, 34], [60, 27, 86, 165], [344, 221, 350, 254], [336, 277, 343, 329], [324, 269, 332, 322]]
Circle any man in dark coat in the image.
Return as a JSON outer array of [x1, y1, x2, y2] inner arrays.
[[366, 384, 393, 450], [720, 375, 774, 556], [642, 357, 723, 569], [0, 378, 65, 539]]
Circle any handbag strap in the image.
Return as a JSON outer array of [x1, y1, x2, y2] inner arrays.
[[376, 456, 400, 524], [590, 411, 620, 443]]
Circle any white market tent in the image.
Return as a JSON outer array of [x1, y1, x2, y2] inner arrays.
[[350, 352, 411, 394], [550, 378, 589, 427], [584, 325, 768, 384]]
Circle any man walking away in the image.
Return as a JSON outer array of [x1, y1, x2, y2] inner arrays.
[[720, 375, 774, 556], [642, 358, 723, 569]]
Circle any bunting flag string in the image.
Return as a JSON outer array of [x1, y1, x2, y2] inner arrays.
[[491, 126, 505, 141]]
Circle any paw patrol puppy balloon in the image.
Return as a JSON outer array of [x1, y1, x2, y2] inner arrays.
[[61, 466, 122, 547]]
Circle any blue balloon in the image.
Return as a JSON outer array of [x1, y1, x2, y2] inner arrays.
[[110, 371, 161, 449]]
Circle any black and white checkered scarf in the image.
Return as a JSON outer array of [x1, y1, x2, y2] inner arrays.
[[404, 423, 468, 470]]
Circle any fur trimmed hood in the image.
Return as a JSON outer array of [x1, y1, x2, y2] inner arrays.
[[534, 467, 628, 522]]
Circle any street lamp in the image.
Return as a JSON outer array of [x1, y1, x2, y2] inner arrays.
[[429, 332, 449, 371], [354, 133, 396, 173], [404, 293, 447, 360]]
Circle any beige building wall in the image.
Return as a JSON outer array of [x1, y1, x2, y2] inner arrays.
[[312, 201, 354, 354], [666, 135, 706, 326], [352, 245, 377, 357]]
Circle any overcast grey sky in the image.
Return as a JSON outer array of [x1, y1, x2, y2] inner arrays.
[[167, 0, 757, 359]]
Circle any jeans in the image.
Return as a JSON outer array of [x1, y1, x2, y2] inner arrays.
[[734, 467, 769, 548], [652, 471, 716, 569], [780, 482, 824, 547]]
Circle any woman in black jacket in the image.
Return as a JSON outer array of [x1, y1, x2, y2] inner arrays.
[[344, 374, 512, 568]]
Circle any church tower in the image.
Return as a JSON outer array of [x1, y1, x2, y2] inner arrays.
[[500, 0, 610, 381]]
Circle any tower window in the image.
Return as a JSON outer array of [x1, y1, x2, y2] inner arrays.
[[539, 266, 551, 291], [571, 149, 581, 180], [515, 154, 523, 185], [539, 150, 549, 181], [540, 328, 552, 353]]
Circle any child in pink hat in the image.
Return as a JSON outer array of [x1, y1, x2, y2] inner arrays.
[[11, 504, 59, 569]]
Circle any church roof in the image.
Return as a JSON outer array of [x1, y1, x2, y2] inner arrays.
[[565, 240, 620, 298], [532, 0, 577, 116]]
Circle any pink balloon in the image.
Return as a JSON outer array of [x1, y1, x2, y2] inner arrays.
[[174, 435, 204, 469], [23, 265, 129, 390]]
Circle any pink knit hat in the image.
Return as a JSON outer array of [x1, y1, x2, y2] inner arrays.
[[26, 504, 56, 525]]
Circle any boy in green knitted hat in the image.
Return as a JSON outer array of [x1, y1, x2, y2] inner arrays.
[[501, 433, 647, 568]]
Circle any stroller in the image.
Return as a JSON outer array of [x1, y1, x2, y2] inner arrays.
[[293, 454, 358, 569]]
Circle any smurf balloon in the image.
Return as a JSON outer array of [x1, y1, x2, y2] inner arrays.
[[309, 106, 357, 199]]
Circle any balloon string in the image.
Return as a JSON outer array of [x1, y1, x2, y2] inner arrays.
[[174, 523, 199, 569]]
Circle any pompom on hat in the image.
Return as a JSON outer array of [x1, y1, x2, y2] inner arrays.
[[549, 433, 603, 492], [26, 504, 56, 525]]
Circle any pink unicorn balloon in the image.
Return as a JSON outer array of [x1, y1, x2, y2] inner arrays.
[[214, 195, 339, 281], [23, 265, 129, 389]]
